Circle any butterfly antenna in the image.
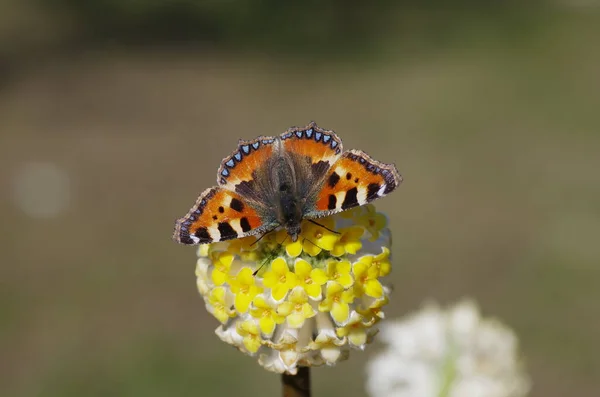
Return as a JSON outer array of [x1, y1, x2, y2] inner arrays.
[[253, 261, 266, 276], [307, 219, 340, 235], [250, 224, 281, 247], [251, 226, 280, 276], [278, 234, 289, 247], [302, 237, 324, 251], [250, 232, 269, 247]]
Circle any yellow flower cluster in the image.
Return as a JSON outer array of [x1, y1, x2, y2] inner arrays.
[[195, 204, 393, 374]]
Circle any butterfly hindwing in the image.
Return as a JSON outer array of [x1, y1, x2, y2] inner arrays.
[[173, 187, 269, 244], [310, 149, 402, 216]]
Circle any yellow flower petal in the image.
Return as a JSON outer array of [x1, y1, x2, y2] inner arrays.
[[285, 272, 299, 288], [319, 235, 338, 251], [338, 261, 351, 274], [353, 261, 368, 278], [285, 241, 303, 257], [331, 302, 349, 323], [197, 244, 210, 257], [341, 289, 355, 304], [236, 267, 254, 285], [378, 261, 391, 277], [288, 287, 307, 303], [294, 259, 312, 277], [305, 283, 323, 299], [252, 295, 268, 309], [301, 303, 316, 319], [263, 271, 278, 288], [302, 240, 322, 256], [272, 284, 289, 301], [318, 300, 331, 312], [330, 245, 346, 257], [243, 335, 261, 353], [326, 282, 344, 296], [344, 240, 362, 255], [310, 268, 328, 285], [259, 316, 276, 335], [348, 328, 367, 346], [272, 257, 289, 274], [337, 273, 354, 289], [277, 301, 293, 317], [287, 312, 306, 328], [211, 286, 225, 301], [364, 279, 383, 298], [212, 269, 228, 286], [235, 292, 252, 313], [212, 308, 229, 324]]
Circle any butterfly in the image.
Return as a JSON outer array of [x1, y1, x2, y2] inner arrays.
[[173, 122, 402, 245]]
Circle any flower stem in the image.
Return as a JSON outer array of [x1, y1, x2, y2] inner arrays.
[[282, 367, 311, 397]]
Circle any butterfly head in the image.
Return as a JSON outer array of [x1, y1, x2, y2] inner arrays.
[[285, 223, 301, 242]]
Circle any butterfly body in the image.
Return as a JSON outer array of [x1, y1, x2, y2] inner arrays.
[[173, 122, 402, 245]]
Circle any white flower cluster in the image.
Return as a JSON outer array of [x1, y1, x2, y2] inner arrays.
[[366, 299, 531, 397]]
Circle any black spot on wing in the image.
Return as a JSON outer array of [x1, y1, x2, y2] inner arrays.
[[195, 227, 212, 243], [341, 187, 359, 210], [328, 194, 337, 210], [384, 176, 396, 194], [235, 180, 254, 195], [311, 160, 330, 180], [367, 183, 381, 200], [234, 179, 262, 203], [218, 222, 238, 240], [240, 217, 252, 233], [230, 198, 244, 212], [328, 172, 340, 188], [218, 206, 225, 213], [179, 235, 195, 244]]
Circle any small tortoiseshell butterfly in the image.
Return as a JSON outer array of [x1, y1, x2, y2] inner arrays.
[[173, 122, 402, 245]]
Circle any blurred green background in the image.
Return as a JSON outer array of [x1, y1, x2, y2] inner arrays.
[[1, 1, 599, 396]]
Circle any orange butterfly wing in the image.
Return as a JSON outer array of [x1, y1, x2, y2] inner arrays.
[[279, 121, 343, 167], [217, 136, 276, 192], [312, 149, 402, 216], [173, 122, 402, 245], [173, 187, 269, 244]]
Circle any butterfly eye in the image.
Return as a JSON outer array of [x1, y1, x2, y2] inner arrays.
[[279, 183, 290, 192]]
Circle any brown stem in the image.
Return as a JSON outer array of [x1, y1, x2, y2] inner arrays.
[[282, 367, 311, 397]]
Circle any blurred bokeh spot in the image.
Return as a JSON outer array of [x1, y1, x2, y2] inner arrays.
[[12, 162, 71, 218]]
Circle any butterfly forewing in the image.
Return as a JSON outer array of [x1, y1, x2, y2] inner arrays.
[[279, 121, 343, 168], [310, 149, 402, 217], [216, 135, 277, 195]]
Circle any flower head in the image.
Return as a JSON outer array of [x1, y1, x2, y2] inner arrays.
[[365, 299, 531, 397], [319, 282, 355, 324], [294, 259, 328, 299], [262, 257, 298, 301], [193, 206, 393, 374], [229, 267, 263, 313], [277, 287, 317, 328], [250, 295, 285, 335]]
